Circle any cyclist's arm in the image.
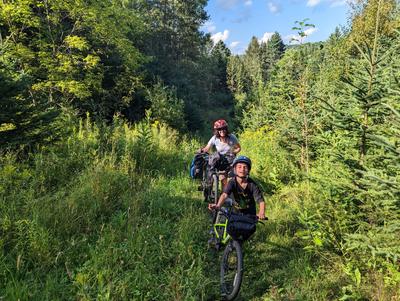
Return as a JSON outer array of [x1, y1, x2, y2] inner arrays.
[[202, 144, 211, 153], [208, 192, 228, 210], [229, 134, 240, 155], [216, 192, 229, 208], [232, 143, 241, 154], [202, 136, 215, 153], [252, 181, 265, 219], [257, 200, 265, 220]]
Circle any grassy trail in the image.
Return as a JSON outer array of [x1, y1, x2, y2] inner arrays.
[[0, 120, 344, 300], [174, 174, 342, 301]]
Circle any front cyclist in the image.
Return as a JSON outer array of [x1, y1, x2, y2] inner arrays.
[[201, 119, 241, 187], [208, 156, 265, 219]]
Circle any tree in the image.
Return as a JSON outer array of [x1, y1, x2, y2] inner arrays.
[[243, 36, 262, 88], [0, 66, 59, 149], [259, 32, 285, 81], [0, 0, 145, 119], [210, 40, 231, 91]]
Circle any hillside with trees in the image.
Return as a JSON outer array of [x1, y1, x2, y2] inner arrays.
[[1, 0, 399, 300]]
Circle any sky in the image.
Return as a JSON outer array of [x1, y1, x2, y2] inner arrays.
[[203, 0, 352, 54]]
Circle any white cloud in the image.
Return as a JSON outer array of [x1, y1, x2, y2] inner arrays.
[[284, 27, 318, 44], [211, 30, 230, 44], [268, 2, 281, 14], [329, 0, 347, 7], [244, 0, 253, 6], [259, 32, 274, 44], [304, 27, 318, 36], [230, 41, 240, 49], [284, 34, 300, 44], [306, 0, 321, 7], [203, 21, 216, 33]]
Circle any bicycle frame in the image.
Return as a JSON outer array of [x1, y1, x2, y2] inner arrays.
[[213, 208, 264, 245], [213, 216, 231, 245]]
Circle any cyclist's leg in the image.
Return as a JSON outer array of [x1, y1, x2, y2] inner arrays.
[[219, 171, 228, 188]]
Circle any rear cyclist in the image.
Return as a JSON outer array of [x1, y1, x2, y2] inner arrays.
[[201, 119, 241, 187]]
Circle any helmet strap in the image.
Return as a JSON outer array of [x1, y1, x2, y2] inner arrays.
[[234, 173, 248, 180]]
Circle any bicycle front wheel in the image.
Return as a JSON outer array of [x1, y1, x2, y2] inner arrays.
[[212, 173, 219, 204], [220, 240, 243, 300]]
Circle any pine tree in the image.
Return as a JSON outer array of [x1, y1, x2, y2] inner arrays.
[[259, 32, 285, 81], [243, 36, 263, 89], [0, 68, 59, 149], [317, 0, 400, 278], [210, 40, 231, 91]]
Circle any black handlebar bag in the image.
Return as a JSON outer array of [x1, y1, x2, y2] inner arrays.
[[227, 213, 257, 241]]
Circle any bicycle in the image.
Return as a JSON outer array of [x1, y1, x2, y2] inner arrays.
[[212, 207, 265, 301], [200, 152, 233, 206]]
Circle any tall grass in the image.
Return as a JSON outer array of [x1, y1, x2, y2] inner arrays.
[[0, 116, 211, 300], [3, 116, 397, 300]]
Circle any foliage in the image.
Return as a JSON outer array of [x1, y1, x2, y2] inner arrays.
[[291, 18, 316, 44], [0, 116, 213, 300], [237, 1, 400, 299], [0, 0, 145, 118], [239, 126, 299, 193], [2, 0, 400, 300], [147, 82, 187, 131], [0, 65, 59, 149]]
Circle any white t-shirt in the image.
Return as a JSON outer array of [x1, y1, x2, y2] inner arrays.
[[206, 134, 239, 155]]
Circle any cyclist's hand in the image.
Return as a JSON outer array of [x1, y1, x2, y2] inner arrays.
[[208, 203, 219, 211], [257, 212, 266, 220], [226, 152, 236, 161]]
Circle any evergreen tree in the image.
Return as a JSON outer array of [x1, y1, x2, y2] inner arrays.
[[243, 36, 262, 88], [0, 67, 59, 149], [313, 0, 400, 279], [259, 32, 285, 81], [210, 40, 231, 91]]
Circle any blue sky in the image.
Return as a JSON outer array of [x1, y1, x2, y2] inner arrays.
[[203, 0, 352, 54]]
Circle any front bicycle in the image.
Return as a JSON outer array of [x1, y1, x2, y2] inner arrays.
[[212, 208, 262, 300]]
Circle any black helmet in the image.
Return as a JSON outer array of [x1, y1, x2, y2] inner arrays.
[[232, 155, 252, 171]]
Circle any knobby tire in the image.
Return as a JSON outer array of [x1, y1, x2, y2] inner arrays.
[[212, 174, 219, 204], [211, 173, 219, 224], [220, 240, 243, 300]]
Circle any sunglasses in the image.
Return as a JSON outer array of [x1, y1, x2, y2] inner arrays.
[[216, 127, 227, 131]]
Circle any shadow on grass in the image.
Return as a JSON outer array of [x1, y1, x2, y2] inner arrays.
[[205, 217, 307, 301]]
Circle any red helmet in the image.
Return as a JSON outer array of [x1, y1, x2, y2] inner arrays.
[[213, 119, 228, 130]]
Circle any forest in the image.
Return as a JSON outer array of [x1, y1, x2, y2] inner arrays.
[[0, 0, 399, 300]]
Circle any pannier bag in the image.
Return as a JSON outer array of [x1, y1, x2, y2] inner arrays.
[[227, 213, 257, 241], [190, 153, 208, 179], [208, 152, 233, 172]]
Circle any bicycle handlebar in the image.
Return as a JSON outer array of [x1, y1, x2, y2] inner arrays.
[[216, 207, 268, 223]]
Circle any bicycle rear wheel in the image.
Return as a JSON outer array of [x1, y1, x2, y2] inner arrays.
[[220, 240, 243, 300]]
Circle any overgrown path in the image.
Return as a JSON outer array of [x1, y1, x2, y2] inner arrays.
[[158, 172, 342, 300], [0, 122, 342, 300]]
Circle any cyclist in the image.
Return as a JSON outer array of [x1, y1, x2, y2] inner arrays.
[[200, 119, 241, 187], [208, 156, 265, 220]]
